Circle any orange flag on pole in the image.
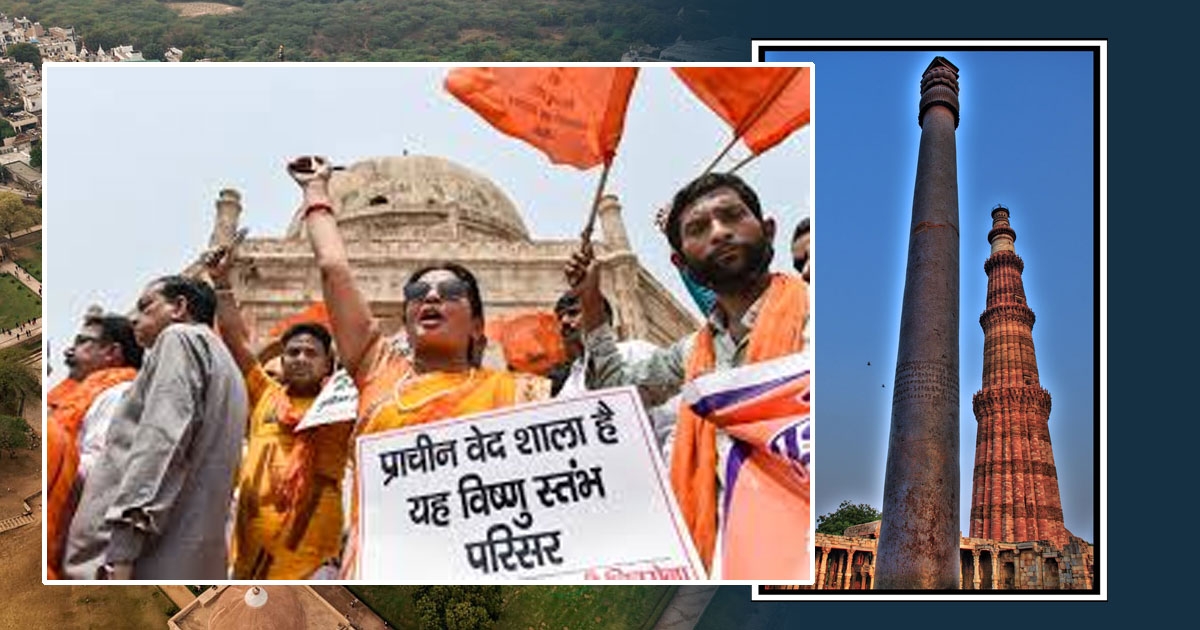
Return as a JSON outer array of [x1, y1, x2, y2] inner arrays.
[[674, 67, 811, 155], [445, 67, 639, 169]]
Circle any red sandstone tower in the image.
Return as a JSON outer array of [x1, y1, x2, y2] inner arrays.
[[970, 205, 1070, 547]]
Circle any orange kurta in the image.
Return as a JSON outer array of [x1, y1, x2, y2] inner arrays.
[[342, 343, 549, 577], [232, 364, 352, 579]]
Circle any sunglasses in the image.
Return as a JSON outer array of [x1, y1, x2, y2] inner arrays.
[[403, 278, 471, 304], [74, 334, 106, 346]]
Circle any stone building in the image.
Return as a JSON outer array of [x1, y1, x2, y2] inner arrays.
[[971, 204, 1070, 547], [791, 521, 1094, 591], [206, 155, 699, 358], [169, 585, 351, 629]]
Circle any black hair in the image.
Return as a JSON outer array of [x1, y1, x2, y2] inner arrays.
[[84, 313, 144, 369], [665, 172, 764, 252], [793, 216, 810, 241], [554, 292, 614, 324], [405, 263, 485, 320], [281, 322, 334, 356], [405, 263, 486, 366], [152, 275, 217, 326]]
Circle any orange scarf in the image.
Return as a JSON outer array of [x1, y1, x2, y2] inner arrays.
[[49, 367, 138, 442], [46, 378, 80, 414], [46, 417, 79, 579], [45, 367, 137, 578], [267, 380, 323, 514], [668, 273, 807, 572]]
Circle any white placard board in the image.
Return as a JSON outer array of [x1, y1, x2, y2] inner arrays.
[[356, 386, 704, 581], [295, 368, 358, 431]]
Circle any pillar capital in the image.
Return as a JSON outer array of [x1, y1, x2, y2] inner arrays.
[[919, 56, 960, 128]]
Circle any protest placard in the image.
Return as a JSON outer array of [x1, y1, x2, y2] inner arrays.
[[295, 368, 359, 431], [356, 386, 704, 581]]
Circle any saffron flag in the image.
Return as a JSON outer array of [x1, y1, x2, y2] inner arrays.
[[681, 351, 812, 579], [485, 311, 567, 376], [269, 302, 331, 338], [445, 67, 639, 169], [674, 67, 811, 155]]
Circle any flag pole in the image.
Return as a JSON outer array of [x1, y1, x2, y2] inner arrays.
[[729, 151, 760, 174], [702, 134, 742, 176], [699, 67, 802, 175], [579, 161, 612, 251]]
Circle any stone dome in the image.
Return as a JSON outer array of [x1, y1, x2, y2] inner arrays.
[[207, 586, 306, 630], [287, 155, 530, 242]]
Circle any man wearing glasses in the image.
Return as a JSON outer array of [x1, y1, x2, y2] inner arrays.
[[46, 312, 142, 578], [63, 275, 248, 580]]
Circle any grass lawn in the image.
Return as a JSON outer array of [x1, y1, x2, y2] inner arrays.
[[12, 241, 39, 281], [348, 586, 421, 630], [349, 585, 676, 630], [0, 273, 39, 328]]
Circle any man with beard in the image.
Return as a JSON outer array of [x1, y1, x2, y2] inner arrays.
[[64, 275, 247, 580], [205, 246, 352, 579], [46, 312, 142, 579], [566, 172, 809, 579]]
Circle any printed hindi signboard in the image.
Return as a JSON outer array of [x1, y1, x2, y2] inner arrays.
[[356, 386, 704, 581]]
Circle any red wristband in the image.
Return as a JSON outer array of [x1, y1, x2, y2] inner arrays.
[[304, 202, 334, 219]]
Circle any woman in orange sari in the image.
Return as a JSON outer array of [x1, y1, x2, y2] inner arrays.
[[288, 156, 548, 577]]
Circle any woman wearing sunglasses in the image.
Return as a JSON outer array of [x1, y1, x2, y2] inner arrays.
[[287, 156, 550, 577]]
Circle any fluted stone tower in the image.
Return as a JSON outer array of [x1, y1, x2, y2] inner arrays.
[[970, 205, 1069, 548], [876, 56, 961, 589]]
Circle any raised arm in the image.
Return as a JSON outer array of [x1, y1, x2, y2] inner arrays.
[[205, 244, 257, 375], [288, 156, 382, 382], [565, 246, 688, 407]]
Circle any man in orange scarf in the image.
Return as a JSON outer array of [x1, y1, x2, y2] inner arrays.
[[567, 172, 809, 579], [46, 312, 142, 578], [206, 247, 352, 579]]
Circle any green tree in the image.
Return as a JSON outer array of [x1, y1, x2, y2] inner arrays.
[[0, 349, 38, 417], [0, 191, 25, 237], [181, 47, 207, 62], [0, 415, 33, 457], [413, 586, 502, 630], [0, 119, 13, 140], [5, 43, 41, 70], [29, 142, 40, 169], [816, 500, 882, 535]]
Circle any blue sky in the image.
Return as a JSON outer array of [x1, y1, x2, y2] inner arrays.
[[767, 49, 1097, 542]]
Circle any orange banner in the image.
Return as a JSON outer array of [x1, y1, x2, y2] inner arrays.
[[674, 67, 811, 155], [445, 67, 639, 169]]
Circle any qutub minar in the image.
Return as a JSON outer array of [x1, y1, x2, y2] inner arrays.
[[769, 57, 1094, 591], [970, 204, 1070, 548]]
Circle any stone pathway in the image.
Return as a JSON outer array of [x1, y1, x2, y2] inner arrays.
[[0, 261, 40, 294], [0, 320, 40, 350], [652, 585, 720, 630]]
